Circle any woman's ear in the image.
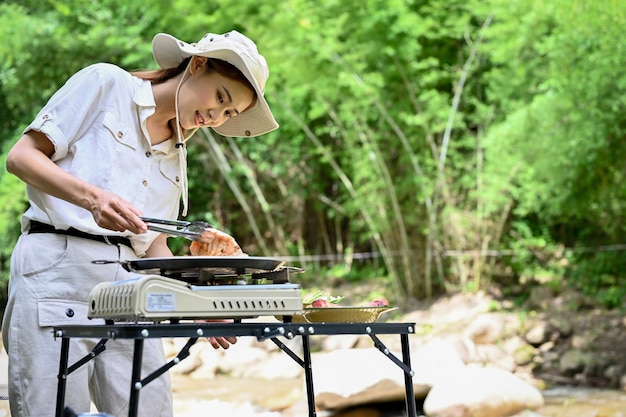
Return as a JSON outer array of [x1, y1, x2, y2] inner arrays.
[[189, 56, 208, 74]]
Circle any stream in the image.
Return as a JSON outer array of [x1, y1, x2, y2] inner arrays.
[[0, 377, 623, 416], [170, 376, 626, 417], [535, 386, 626, 417]]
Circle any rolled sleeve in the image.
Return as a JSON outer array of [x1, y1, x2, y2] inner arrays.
[[26, 112, 69, 159], [24, 64, 110, 161]]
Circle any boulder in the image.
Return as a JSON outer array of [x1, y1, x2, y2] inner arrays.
[[411, 338, 468, 387], [464, 314, 505, 345], [423, 366, 544, 417], [311, 348, 430, 410]]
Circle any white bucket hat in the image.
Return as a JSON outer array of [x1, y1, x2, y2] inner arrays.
[[152, 31, 279, 137]]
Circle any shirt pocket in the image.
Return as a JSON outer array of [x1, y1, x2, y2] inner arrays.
[[159, 154, 182, 189], [103, 111, 135, 150]]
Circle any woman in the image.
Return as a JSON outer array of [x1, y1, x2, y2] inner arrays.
[[1, 30, 278, 417]]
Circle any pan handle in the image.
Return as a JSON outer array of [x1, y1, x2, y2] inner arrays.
[[92, 259, 133, 272]]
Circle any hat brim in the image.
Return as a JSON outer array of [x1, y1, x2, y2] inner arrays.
[[152, 33, 278, 138]]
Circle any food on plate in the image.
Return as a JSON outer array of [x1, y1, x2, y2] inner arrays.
[[189, 228, 247, 257], [291, 292, 395, 324], [303, 290, 390, 308], [304, 290, 344, 307], [362, 298, 389, 307], [311, 299, 338, 308]]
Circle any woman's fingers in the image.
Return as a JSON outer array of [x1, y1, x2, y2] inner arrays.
[[208, 336, 238, 349]]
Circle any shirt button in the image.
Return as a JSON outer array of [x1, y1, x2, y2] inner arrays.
[[65, 309, 74, 317], [43, 114, 50, 120], [145, 151, 152, 158], [142, 180, 148, 187], [175, 176, 180, 182], [117, 131, 123, 138]]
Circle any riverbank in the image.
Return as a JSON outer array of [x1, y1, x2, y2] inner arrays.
[[170, 376, 626, 417], [2, 284, 626, 416], [163, 283, 626, 417], [1, 379, 625, 417]]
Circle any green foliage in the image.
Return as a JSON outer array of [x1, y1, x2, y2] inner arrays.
[[479, 0, 626, 293], [482, 0, 626, 224], [503, 221, 565, 280], [0, 0, 624, 307], [567, 250, 626, 309], [0, 1, 156, 122]]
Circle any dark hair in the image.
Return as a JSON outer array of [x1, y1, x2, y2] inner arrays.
[[132, 57, 256, 100]]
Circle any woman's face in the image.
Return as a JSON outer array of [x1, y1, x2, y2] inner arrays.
[[177, 57, 255, 130]]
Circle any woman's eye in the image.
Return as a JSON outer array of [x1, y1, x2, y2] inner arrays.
[[217, 93, 224, 103], [225, 110, 232, 118]]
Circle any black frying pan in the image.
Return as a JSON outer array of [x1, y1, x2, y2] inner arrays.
[[92, 256, 287, 281]]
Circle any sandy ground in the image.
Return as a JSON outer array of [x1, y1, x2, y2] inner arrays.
[[0, 370, 303, 417], [0, 328, 306, 417], [0, 347, 298, 417]]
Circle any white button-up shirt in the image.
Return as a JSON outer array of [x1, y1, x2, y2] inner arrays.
[[22, 63, 183, 256]]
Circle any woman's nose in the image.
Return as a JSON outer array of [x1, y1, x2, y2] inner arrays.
[[208, 109, 226, 125]]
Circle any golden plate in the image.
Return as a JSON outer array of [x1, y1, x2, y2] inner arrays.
[[287, 306, 397, 323]]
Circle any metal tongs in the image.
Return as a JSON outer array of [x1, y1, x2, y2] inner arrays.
[[141, 217, 213, 242]]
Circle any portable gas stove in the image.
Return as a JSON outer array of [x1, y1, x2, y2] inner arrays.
[[88, 256, 303, 322]]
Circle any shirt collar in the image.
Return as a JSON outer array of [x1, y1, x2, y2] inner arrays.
[[133, 76, 156, 108], [133, 76, 176, 154]]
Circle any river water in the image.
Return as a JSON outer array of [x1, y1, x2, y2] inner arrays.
[[170, 376, 626, 417], [536, 386, 626, 417], [0, 377, 624, 416]]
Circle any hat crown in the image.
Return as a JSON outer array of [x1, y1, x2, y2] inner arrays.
[[195, 31, 268, 93]]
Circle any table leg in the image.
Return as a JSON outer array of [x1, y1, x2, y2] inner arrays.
[[301, 334, 317, 417], [401, 334, 416, 417], [55, 337, 71, 417], [128, 338, 144, 417]]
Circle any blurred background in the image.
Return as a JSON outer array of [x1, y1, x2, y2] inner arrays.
[[0, 0, 624, 311]]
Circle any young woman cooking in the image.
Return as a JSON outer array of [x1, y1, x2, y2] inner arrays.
[[1, 30, 278, 417]]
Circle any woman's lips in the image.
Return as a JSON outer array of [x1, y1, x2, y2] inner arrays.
[[195, 111, 206, 126]]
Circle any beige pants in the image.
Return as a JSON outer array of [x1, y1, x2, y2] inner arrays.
[[2, 232, 173, 417]]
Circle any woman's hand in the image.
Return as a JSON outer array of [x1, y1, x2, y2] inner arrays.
[[89, 189, 147, 234], [208, 335, 238, 350], [194, 319, 238, 349]]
